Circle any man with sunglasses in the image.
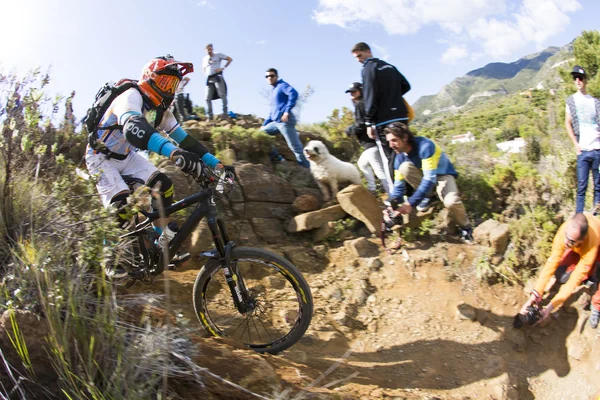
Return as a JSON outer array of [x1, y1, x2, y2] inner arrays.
[[85, 55, 222, 278], [565, 65, 600, 213], [519, 213, 600, 328], [202, 43, 233, 120], [260, 68, 309, 168]]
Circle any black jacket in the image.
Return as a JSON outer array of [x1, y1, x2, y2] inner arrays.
[[346, 99, 376, 149], [361, 58, 411, 125]]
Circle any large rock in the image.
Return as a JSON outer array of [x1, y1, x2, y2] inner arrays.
[[236, 162, 295, 203], [293, 195, 320, 213], [312, 221, 336, 242], [294, 187, 323, 204], [473, 219, 510, 254], [232, 202, 295, 220], [281, 246, 324, 273], [344, 237, 380, 257], [286, 205, 347, 233], [489, 223, 510, 254], [336, 184, 381, 234], [251, 218, 286, 244]]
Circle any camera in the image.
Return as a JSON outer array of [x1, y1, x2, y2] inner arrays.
[[513, 304, 542, 329], [382, 209, 403, 231]]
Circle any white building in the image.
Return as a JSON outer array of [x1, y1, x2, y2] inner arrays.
[[497, 137, 526, 153], [451, 131, 475, 144]]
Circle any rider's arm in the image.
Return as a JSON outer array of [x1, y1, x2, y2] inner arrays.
[[160, 111, 220, 168], [113, 90, 176, 157], [533, 222, 568, 296], [406, 140, 439, 207]]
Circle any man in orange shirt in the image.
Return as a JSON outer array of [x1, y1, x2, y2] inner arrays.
[[519, 213, 600, 328]]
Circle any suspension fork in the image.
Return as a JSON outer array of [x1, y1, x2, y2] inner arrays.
[[207, 216, 252, 313]]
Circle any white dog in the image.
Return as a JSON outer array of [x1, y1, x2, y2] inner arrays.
[[303, 140, 362, 201]]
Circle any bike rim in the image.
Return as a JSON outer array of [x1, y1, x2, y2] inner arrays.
[[200, 257, 306, 350]]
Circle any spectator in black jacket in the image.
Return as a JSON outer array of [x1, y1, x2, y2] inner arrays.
[[345, 82, 389, 195], [351, 42, 411, 188]]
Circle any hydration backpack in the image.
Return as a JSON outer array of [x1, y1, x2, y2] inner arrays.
[[83, 79, 140, 150]]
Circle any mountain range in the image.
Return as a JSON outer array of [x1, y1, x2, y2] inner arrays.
[[412, 43, 573, 121]]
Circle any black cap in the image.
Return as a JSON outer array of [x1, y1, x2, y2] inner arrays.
[[345, 82, 363, 93], [570, 65, 587, 77]]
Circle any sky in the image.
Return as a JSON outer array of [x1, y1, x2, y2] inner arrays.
[[0, 0, 599, 125]]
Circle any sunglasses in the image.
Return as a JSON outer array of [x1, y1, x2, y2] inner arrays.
[[573, 75, 586, 81], [265, 74, 276, 78]]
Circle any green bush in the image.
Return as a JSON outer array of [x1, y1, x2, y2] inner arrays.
[[211, 126, 275, 162]]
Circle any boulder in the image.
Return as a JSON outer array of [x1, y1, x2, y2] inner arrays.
[[236, 162, 295, 203], [282, 246, 323, 273], [294, 187, 323, 205], [287, 205, 347, 233], [251, 218, 287, 244], [344, 237, 379, 258], [336, 184, 382, 234], [232, 202, 295, 220], [293, 195, 320, 213], [489, 223, 511, 254], [473, 219, 510, 254], [312, 221, 336, 242]]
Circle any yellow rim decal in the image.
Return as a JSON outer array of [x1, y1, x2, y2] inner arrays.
[[274, 262, 307, 304]]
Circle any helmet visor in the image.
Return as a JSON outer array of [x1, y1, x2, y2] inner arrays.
[[154, 74, 180, 95]]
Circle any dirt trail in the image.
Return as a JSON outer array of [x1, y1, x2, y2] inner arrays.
[[128, 239, 600, 399]]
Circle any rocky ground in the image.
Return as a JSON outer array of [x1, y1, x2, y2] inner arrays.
[[2, 116, 599, 399], [126, 230, 600, 400]]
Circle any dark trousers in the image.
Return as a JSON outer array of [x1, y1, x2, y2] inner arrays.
[[576, 149, 600, 213]]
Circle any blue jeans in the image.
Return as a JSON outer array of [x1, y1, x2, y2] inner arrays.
[[261, 115, 309, 168], [576, 149, 600, 213]]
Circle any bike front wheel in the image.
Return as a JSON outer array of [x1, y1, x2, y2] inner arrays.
[[193, 247, 313, 354]]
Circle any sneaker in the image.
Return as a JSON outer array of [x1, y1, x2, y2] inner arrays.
[[590, 309, 600, 329], [416, 196, 439, 212], [105, 265, 128, 279], [459, 226, 474, 242]]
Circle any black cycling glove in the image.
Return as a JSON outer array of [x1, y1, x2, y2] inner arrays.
[[172, 149, 202, 178]]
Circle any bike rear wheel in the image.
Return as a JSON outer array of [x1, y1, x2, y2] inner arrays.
[[193, 247, 313, 354]]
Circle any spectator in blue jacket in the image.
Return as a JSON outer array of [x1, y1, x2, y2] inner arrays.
[[384, 123, 473, 242], [260, 68, 309, 168]]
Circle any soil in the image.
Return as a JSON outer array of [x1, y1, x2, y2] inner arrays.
[[126, 236, 600, 400]]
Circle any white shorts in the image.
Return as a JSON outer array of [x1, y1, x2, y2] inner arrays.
[[85, 151, 159, 207]]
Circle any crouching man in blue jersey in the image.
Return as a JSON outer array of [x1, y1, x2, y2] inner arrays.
[[85, 55, 222, 277], [383, 123, 473, 248]]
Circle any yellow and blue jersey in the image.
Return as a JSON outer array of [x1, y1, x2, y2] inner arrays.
[[390, 136, 457, 206]]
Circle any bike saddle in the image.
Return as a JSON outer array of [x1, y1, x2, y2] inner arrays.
[[121, 174, 145, 187]]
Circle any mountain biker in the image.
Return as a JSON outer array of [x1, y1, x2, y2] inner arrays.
[[518, 213, 600, 328], [85, 55, 223, 278]]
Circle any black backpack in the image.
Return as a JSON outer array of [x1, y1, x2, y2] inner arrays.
[[84, 79, 140, 150]]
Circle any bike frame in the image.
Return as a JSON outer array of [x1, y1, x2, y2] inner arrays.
[[121, 182, 252, 313]]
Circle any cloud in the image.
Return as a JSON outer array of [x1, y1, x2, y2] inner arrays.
[[196, 0, 215, 8], [314, 0, 581, 60], [441, 44, 468, 64], [371, 43, 390, 61], [246, 39, 267, 46]]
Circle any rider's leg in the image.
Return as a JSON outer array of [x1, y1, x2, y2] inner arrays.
[[146, 171, 174, 230]]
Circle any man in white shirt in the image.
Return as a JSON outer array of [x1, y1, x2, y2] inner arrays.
[[565, 65, 600, 213], [202, 43, 233, 120]]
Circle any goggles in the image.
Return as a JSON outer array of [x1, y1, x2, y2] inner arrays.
[[153, 73, 181, 95]]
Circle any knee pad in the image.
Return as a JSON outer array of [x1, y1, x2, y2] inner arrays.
[[443, 192, 462, 208], [147, 172, 174, 209], [110, 192, 132, 227]]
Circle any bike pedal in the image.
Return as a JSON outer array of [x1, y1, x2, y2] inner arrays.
[[172, 252, 191, 264], [167, 263, 178, 271]]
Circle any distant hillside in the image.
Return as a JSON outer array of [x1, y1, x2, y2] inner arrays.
[[413, 43, 573, 121]]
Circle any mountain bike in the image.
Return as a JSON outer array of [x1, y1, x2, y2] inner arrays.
[[112, 163, 313, 354]]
